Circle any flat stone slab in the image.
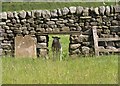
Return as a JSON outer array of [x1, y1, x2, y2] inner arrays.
[[15, 35, 37, 58]]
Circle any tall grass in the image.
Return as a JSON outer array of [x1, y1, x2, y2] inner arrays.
[[2, 55, 118, 84]]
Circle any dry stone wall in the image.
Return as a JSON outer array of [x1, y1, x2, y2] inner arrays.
[[0, 5, 120, 57]]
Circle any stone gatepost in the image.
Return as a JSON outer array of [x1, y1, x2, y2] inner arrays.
[[15, 35, 37, 58]]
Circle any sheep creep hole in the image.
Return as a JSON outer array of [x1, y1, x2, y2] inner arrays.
[[36, 34, 70, 59]]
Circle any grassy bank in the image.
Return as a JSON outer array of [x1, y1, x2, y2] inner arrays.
[[2, 55, 118, 84], [2, 2, 117, 12]]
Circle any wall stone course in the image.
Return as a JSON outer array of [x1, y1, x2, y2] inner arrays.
[[0, 5, 120, 57]]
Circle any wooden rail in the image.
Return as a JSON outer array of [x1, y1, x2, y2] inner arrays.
[[92, 26, 120, 56]]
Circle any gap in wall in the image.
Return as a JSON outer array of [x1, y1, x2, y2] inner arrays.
[[48, 35, 70, 60]]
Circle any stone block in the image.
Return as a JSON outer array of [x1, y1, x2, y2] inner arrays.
[[37, 36, 47, 43], [53, 28, 60, 32], [69, 6, 76, 14], [78, 34, 89, 42], [46, 28, 53, 32], [37, 43, 47, 49], [111, 20, 119, 26], [70, 49, 81, 55], [105, 6, 110, 16], [7, 12, 14, 19], [0, 12, 7, 20], [94, 7, 99, 15], [99, 6, 105, 16], [62, 7, 69, 15], [81, 46, 90, 55], [70, 44, 81, 50], [39, 49, 48, 57], [114, 6, 120, 13], [51, 9, 58, 17], [60, 26, 70, 31], [76, 6, 83, 15], [41, 10, 51, 18], [57, 8, 62, 16], [15, 35, 37, 58], [115, 41, 120, 48], [110, 26, 120, 32], [46, 21, 55, 25], [13, 11, 19, 19], [18, 10, 26, 19], [83, 7, 89, 16], [36, 28, 45, 32], [34, 10, 42, 18]]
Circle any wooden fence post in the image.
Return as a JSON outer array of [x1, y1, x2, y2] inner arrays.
[[92, 26, 99, 56]]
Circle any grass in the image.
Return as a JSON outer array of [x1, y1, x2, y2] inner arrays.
[[1, 33, 119, 84], [2, 2, 117, 12], [48, 35, 70, 60], [2, 55, 118, 84], [1, 1, 119, 84]]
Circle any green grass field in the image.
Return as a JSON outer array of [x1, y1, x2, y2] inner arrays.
[[2, 2, 118, 12], [1, 35, 119, 84], [2, 55, 118, 84]]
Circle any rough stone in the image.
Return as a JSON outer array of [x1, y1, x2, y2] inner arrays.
[[36, 28, 45, 32], [115, 41, 120, 48], [15, 35, 37, 58], [37, 36, 47, 42], [46, 28, 53, 32], [0, 12, 7, 20], [18, 10, 26, 19], [62, 7, 69, 15], [53, 28, 60, 32], [39, 49, 48, 57], [70, 44, 81, 50], [34, 10, 42, 18], [26, 11, 32, 17], [105, 6, 110, 16], [37, 43, 47, 49], [57, 8, 62, 16], [46, 21, 55, 25], [83, 7, 89, 16], [111, 20, 119, 26], [41, 10, 51, 18], [51, 9, 58, 17], [69, 6, 76, 14], [114, 6, 120, 13], [78, 34, 89, 42], [117, 15, 120, 20], [22, 30, 29, 35], [81, 46, 90, 55], [13, 11, 19, 19], [110, 5, 114, 14], [60, 26, 69, 31], [94, 7, 99, 15], [76, 6, 83, 15], [7, 12, 14, 19], [99, 6, 105, 15]]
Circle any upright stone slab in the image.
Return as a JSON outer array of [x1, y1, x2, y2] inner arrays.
[[15, 35, 37, 58]]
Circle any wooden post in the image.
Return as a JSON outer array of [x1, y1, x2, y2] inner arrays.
[[92, 26, 99, 56]]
